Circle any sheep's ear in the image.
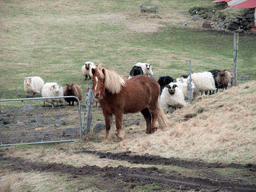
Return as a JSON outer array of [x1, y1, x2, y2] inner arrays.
[[51, 85, 55, 89], [102, 68, 106, 76], [173, 84, 178, 88]]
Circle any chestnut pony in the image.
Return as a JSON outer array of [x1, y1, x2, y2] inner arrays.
[[92, 64, 171, 141]]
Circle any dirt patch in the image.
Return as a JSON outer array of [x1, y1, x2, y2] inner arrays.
[[1, 149, 256, 191]]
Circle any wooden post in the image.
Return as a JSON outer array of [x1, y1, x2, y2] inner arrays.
[[232, 32, 239, 86], [83, 85, 94, 134], [189, 60, 193, 104]]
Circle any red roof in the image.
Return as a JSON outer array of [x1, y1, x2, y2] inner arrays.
[[228, 0, 256, 8], [212, 0, 231, 3]]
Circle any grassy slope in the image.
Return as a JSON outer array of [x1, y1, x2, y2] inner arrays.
[[1, 0, 255, 99]]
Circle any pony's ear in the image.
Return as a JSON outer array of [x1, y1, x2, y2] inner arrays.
[[102, 68, 106, 76], [92, 68, 96, 75]]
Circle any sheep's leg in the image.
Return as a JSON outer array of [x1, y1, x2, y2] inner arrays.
[[141, 108, 152, 134], [32, 92, 36, 97], [115, 112, 124, 141]]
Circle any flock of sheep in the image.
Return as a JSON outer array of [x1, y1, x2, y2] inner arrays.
[[24, 77, 83, 108], [24, 61, 234, 111], [158, 69, 234, 111]]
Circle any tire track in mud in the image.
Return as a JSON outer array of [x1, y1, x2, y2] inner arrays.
[[75, 149, 256, 170], [1, 149, 256, 191]]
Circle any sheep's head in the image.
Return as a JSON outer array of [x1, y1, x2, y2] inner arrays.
[[84, 63, 90, 70], [65, 83, 74, 93], [51, 85, 61, 94], [218, 69, 226, 77], [166, 84, 178, 95], [25, 78, 31, 86], [84, 61, 94, 70], [145, 63, 151, 70]]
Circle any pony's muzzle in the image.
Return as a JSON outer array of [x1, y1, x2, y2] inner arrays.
[[95, 93, 100, 98]]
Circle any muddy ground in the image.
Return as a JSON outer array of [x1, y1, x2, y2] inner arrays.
[[1, 148, 256, 191]]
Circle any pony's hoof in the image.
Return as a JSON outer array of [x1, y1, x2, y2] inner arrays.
[[146, 128, 157, 134], [117, 137, 123, 142]]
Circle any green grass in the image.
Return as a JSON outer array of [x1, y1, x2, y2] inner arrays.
[[0, 0, 255, 100]]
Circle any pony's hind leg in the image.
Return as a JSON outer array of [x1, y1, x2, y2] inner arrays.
[[150, 108, 158, 133], [141, 108, 153, 134]]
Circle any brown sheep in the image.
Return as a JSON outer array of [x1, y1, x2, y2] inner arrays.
[[215, 69, 232, 92], [64, 83, 83, 106]]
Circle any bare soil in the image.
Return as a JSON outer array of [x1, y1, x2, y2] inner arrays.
[[1, 148, 256, 191]]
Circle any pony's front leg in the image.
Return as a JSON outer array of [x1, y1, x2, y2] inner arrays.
[[115, 113, 123, 141], [104, 113, 112, 142]]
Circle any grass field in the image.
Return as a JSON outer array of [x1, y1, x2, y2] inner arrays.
[[1, 0, 255, 99]]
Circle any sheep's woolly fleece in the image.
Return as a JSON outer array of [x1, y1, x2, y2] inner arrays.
[[85, 81, 256, 164]]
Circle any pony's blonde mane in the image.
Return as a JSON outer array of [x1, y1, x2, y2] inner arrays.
[[97, 64, 125, 94]]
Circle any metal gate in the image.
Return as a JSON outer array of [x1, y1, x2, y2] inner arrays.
[[0, 96, 82, 146]]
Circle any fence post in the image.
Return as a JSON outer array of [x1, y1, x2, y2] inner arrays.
[[233, 32, 239, 86], [83, 85, 94, 135], [189, 60, 193, 104]]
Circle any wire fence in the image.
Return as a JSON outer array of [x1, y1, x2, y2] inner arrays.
[[0, 96, 82, 146]]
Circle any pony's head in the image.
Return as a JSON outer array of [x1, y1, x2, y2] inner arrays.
[[92, 64, 125, 98]]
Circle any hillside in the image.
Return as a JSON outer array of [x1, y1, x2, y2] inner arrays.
[[86, 80, 256, 164]]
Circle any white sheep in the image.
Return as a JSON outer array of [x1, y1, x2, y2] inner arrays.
[[188, 72, 216, 95], [134, 62, 153, 77], [41, 82, 64, 108], [159, 83, 187, 111], [81, 61, 96, 80], [175, 77, 196, 100], [24, 76, 44, 97]]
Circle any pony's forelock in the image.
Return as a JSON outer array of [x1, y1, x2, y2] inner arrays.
[[96, 64, 125, 94]]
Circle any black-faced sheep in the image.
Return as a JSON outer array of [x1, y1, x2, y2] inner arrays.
[[134, 62, 153, 77], [41, 82, 64, 108], [64, 83, 83, 106], [82, 61, 96, 80], [24, 76, 44, 97], [157, 76, 175, 94], [188, 72, 216, 95], [159, 83, 187, 111]]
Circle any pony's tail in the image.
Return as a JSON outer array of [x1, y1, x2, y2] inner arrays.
[[157, 102, 171, 129]]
